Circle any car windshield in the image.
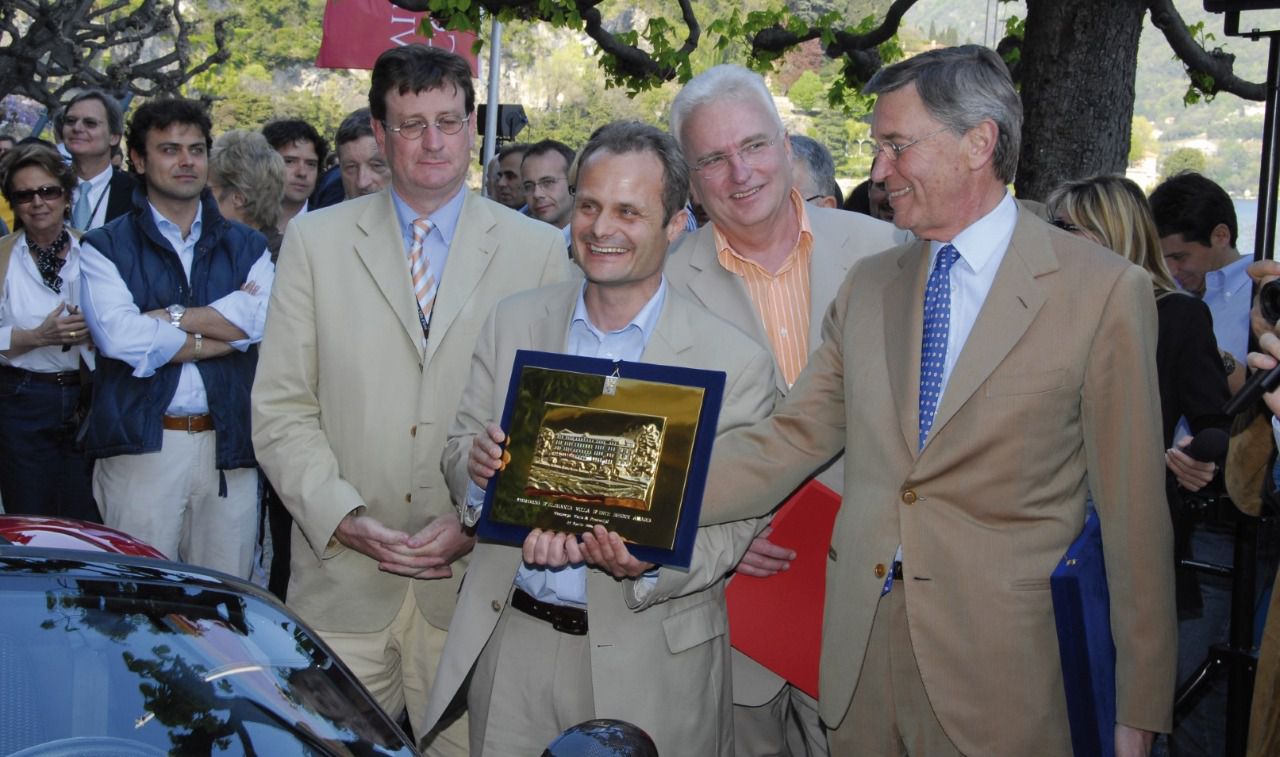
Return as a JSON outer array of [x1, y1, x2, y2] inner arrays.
[[0, 563, 413, 756]]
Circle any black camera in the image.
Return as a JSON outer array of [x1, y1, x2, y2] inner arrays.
[[1261, 278, 1280, 324]]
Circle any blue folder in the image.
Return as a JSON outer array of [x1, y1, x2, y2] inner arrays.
[[1051, 509, 1116, 757]]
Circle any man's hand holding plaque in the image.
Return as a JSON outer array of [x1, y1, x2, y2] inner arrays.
[[472, 425, 655, 578]]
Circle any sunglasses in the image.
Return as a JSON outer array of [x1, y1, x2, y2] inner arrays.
[[10, 186, 66, 205], [1049, 217, 1080, 233]]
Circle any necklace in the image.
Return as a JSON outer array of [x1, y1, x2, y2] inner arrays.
[[28, 227, 70, 294]]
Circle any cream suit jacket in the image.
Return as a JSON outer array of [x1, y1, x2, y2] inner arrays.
[[666, 206, 899, 705], [698, 210, 1177, 755], [423, 281, 776, 756], [252, 189, 570, 632]]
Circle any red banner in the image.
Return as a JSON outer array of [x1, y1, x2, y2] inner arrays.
[[315, 0, 479, 73]]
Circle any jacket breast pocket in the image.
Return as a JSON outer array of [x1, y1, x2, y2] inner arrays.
[[984, 369, 1066, 397], [662, 598, 727, 654]]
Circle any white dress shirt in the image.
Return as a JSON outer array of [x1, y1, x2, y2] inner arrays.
[[79, 201, 274, 415], [0, 231, 93, 372]]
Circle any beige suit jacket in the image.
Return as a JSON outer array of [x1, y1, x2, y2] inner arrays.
[[423, 281, 776, 756], [698, 210, 1177, 754], [666, 205, 899, 705], [251, 189, 570, 632]]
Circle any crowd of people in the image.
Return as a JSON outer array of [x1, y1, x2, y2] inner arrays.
[[0, 40, 1276, 757]]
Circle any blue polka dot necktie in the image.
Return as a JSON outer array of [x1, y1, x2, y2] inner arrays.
[[919, 244, 959, 450]]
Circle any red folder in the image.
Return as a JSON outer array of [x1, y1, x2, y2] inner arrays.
[[725, 479, 841, 699]]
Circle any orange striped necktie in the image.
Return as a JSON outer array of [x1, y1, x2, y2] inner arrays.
[[408, 217, 436, 335]]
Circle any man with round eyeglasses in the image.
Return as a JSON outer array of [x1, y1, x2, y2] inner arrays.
[[252, 44, 570, 755], [665, 63, 898, 757]]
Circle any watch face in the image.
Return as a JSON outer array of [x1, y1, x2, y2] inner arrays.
[[167, 304, 185, 317]]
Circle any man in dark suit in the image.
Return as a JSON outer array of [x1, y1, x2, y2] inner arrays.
[[697, 45, 1176, 757], [62, 89, 135, 231]]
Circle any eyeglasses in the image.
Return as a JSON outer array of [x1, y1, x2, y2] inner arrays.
[[383, 114, 470, 139], [1049, 217, 1080, 233], [10, 185, 65, 205], [523, 176, 565, 193], [804, 194, 824, 203], [692, 131, 782, 177], [63, 116, 103, 130], [870, 127, 950, 162]]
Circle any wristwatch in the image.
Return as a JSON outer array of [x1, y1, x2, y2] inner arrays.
[[1221, 350, 1237, 376], [193, 333, 203, 361], [166, 304, 186, 328]]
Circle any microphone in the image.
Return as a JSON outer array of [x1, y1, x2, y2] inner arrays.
[[1180, 427, 1229, 463], [1224, 363, 1280, 416]]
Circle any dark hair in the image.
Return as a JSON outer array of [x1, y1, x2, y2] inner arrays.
[[497, 142, 530, 162], [62, 89, 126, 136], [126, 98, 213, 160], [845, 179, 872, 215], [0, 134, 17, 148], [0, 142, 76, 206], [369, 45, 475, 123], [865, 45, 1022, 184], [574, 121, 689, 225], [263, 118, 330, 165], [523, 140, 576, 172], [335, 108, 375, 148], [1148, 171, 1238, 248]]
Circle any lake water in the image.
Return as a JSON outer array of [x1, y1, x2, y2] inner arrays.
[[1236, 199, 1261, 257]]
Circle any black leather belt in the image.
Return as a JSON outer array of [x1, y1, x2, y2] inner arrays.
[[0, 365, 79, 386], [892, 561, 904, 580], [511, 588, 588, 635]]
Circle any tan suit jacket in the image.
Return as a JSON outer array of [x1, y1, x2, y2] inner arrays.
[[666, 206, 898, 706], [251, 189, 570, 632], [423, 281, 776, 756], [699, 210, 1177, 754]]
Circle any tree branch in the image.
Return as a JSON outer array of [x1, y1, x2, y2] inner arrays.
[[1146, 0, 1265, 101]]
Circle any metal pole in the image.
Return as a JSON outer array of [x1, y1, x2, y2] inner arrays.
[[483, 15, 503, 187], [1254, 32, 1280, 263]]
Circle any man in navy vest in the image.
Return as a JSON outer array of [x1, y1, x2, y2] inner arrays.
[[80, 98, 274, 580]]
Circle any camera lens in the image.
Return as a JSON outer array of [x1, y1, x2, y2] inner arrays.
[[1261, 279, 1280, 325]]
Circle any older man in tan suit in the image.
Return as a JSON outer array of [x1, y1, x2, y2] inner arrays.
[[423, 121, 776, 756], [664, 64, 897, 757], [697, 46, 1176, 757], [252, 45, 567, 754]]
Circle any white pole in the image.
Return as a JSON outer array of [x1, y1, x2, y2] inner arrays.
[[483, 15, 503, 185]]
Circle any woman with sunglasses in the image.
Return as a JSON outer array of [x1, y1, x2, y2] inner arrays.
[[0, 141, 98, 521]]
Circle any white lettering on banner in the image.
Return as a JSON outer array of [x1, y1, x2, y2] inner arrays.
[[388, 14, 458, 52]]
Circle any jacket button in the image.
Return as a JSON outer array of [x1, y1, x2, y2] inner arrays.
[[491, 600, 502, 613], [902, 489, 918, 505], [874, 563, 887, 579], [404, 493, 412, 503], [410, 425, 417, 437], [828, 547, 838, 561]]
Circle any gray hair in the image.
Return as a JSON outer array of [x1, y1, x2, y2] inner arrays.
[[210, 130, 285, 232], [669, 65, 783, 153], [575, 120, 689, 225], [790, 135, 839, 200], [864, 45, 1022, 184]]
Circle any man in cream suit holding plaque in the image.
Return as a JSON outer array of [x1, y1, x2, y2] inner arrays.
[[422, 121, 776, 756], [251, 45, 568, 754], [665, 63, 898, 757], [696, 46, 1176, 757]]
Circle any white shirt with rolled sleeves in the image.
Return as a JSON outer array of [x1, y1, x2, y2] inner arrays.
[[79, 201, 274, 414]]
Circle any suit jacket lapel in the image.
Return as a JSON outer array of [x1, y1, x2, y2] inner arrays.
[[353, 191, 424, 359], [884, 240, 931, 454], [927, 213, 1053, 443], [532, 283, 578, 350], [427, 192, 498, 365], [681, 226, 779, 390], [807, 211, 855, 348], [643, 289, 695, 364]]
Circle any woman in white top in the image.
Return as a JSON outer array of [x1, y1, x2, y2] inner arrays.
[[0, 141, 97, 521]]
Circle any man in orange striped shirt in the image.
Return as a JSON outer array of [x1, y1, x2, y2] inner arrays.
[[665, 64, 899, 756]]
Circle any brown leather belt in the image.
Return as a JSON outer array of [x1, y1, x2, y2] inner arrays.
[[0, 365, 80, 386], [162, 414, 214, 433], [511, 588, 588, 635]]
